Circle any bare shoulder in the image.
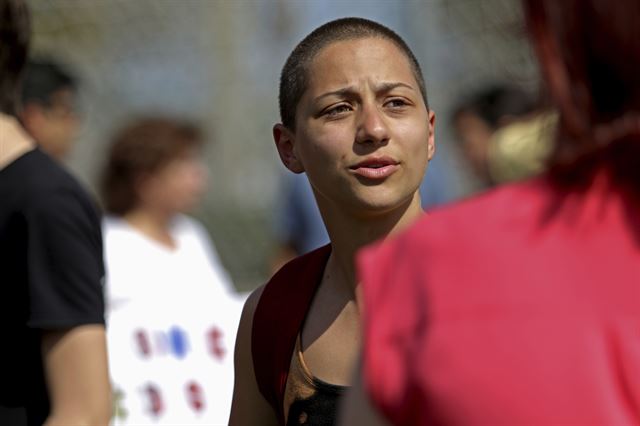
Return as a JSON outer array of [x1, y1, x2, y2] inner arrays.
[[229, 284, 278, 426], [235, 284, 266, 364], [236, 284, 265, 346], [243, 285, 265, 320]]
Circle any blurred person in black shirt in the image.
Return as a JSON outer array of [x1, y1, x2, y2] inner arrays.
[[0, 1, 111, 425]]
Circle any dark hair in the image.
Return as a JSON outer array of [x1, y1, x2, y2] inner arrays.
[[453, 85, 537, 130], [21, 59, 77, 107], [101, 117, 203, 216], [0, 0, 30, 116], [524, 0, 640, 186], [279, 17, 428, 130]]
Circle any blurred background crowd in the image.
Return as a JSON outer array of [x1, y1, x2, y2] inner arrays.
[[26, 0, 551, 292], [1, 0, 579, 424]]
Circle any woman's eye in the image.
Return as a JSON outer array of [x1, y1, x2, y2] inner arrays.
[[386, 98, 408, 109], [325, 104, 351, 117]]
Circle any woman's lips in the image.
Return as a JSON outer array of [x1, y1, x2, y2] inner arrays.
[[350, 158, 399, 179]]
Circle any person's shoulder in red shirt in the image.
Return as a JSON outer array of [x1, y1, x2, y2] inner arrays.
[[352, 172, 640, 425]]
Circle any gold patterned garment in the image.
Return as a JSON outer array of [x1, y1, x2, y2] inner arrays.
[[283, 335, 347, 426]]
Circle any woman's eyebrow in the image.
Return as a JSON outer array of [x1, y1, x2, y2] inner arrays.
[[373, 81, 415, 94], [313, 86, 358, 104], [314, 82, 415, 103]]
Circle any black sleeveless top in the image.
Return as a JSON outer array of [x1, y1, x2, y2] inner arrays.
[[283, 334, 348, 426]]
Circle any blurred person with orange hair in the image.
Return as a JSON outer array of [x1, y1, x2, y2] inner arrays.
[[0, 1, 111, 425], [342, 0, 640, 424]]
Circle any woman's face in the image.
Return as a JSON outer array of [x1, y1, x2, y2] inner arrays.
[[137, 148, 208, 215], [275, 37, 435, 218]]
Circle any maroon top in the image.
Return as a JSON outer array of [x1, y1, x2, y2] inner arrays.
[[358, 171, 640, 425], [252, 244, 331, 425]]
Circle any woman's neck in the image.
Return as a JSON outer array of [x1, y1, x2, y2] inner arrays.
[[317, 191, 424, 297], [123, 207, 177, 249]]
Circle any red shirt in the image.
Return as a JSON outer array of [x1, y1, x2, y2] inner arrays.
[[358, 172, 640, 425]]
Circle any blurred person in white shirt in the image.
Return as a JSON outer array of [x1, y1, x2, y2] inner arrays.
[[100, 117, 233, 311]]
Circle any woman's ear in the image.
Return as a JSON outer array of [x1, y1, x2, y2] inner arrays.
[[427, 109, 436, 161], [273, 123, 305, 173]]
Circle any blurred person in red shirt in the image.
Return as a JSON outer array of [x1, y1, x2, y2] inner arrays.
[[341, 0, 640, 424]]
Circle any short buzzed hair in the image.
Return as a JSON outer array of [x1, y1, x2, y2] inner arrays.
[[279, 17, 429, 130]]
